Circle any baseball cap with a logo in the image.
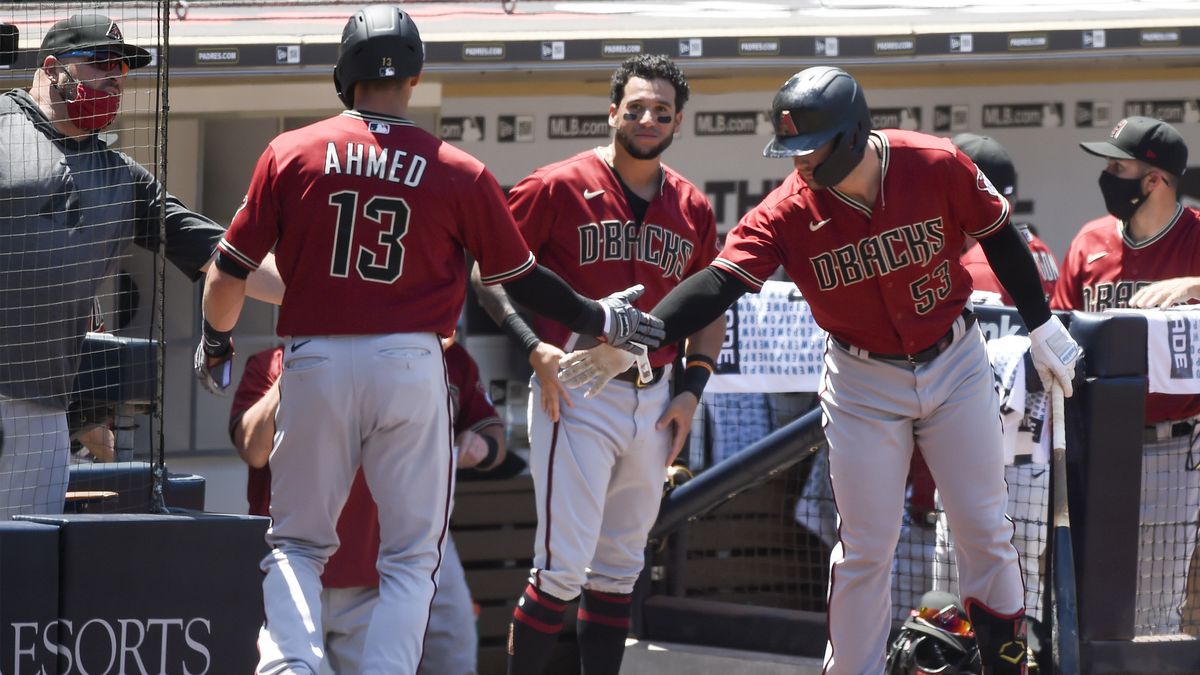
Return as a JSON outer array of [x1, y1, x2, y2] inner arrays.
[[39, 14, 152, 69], [1080, 116, 1188, 176]]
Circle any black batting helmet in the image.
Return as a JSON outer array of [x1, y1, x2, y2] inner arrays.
[[334, 5, 424, 109], [763, 66, 872, 187], [885, 591, 982, 675]]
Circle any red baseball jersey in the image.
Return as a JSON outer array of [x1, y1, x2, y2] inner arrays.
[[961, 224, 1059, 303], [1052, 205, 1200, 423], [715, 130, 1010, 354], [234, 344, 501, 588], [218, 110, 535, 338], [509, 149, 719, 367]]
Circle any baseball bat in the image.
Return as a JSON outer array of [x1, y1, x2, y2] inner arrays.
[[1050, 383, 1080, 675]]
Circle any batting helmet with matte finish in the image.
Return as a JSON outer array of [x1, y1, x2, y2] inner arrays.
[[885, 591, 982, 675], [763, 66, 872, 187], [334, 4, 423, 109]]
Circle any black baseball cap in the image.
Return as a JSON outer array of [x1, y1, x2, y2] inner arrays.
[[1080, 116, 1188, 176], [953, 133, 1017, 198], [39, 14, 152, 70]]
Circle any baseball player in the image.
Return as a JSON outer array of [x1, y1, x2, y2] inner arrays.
[[232, 340, 503, 674], [196, 7, 659, 674], [0, 13, 283, 520], [570, 66, 1083, 674], [472, 54, 724, 675], [1053, 116, 1200, 634], [954, 134, 1059, 304]]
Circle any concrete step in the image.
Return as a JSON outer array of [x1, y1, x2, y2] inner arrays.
[[620, 639, 824, 675]]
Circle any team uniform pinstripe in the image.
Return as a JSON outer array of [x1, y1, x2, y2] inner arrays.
[[717, 130, 1025, 674], [220, 109, 536, 675]]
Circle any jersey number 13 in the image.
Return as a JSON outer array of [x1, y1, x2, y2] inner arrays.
[[328, 190, 410, 284]]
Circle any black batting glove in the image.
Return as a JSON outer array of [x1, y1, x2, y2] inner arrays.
[[599, 284, 666, 350], [194, 320, 235, 396]]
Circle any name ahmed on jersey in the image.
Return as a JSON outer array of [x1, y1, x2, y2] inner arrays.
[[323, 141, 427, 187]]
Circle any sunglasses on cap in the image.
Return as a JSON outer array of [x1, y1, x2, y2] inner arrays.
[[911, 604, 974, 638], [58, 49, 129, 75]]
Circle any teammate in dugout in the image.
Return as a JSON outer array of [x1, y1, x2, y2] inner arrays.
[[0, 14, 283, 519], [195, 7, 659, 674], [471, 54, 725, 675], [954, 134, 1059, 304], [562, 66, 1083, 674], [1052, 116, 1200, 634], [232, 339, 505, 674]]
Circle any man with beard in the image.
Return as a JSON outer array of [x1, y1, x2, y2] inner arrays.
[[1053, 116, 1200, 634], [471, 54, 725, 675]]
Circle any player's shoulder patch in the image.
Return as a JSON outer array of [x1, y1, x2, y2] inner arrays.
[[975, 165, 1000, 199]]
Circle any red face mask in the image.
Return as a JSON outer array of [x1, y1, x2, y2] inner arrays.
[[59, 75, 121, 131]]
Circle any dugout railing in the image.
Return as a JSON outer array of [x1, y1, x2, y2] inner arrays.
[[635, 307, 1200, 675]]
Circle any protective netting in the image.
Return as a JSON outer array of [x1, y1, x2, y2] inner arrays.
[[680, 389, 1200, 640], [0, 2, 168, 516]]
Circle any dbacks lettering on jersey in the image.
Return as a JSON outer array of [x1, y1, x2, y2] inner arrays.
[[578, 220, 694, 280], [1082, 280, 1151, 312], [811, 217, 946, 291], [324, 141, 427, 187]]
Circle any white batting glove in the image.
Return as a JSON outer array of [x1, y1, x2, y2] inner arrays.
[[558, 343, 649, 398], [1028, 315, 1083, 397]]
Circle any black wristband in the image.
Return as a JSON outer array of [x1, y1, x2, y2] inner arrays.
[[202, 319, 233, 357], [680, 361, 713, 400], [478, 434, 500, 471], [501, 313, 542, 356]]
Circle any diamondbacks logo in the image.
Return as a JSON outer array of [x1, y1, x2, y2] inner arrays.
[[976, 167, 1000, 198], [106, 21, 122, 40], [777, 110, 799, 136]]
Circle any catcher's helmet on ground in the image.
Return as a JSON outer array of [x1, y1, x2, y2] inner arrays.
[[334, 4, 423, 109], [763, 66, 872, 187], [885, 590, 982, 675]]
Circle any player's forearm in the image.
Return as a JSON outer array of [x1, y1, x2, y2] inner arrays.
[[679, 314, 726, 400], [654, 266, 747, 344], [245, 253, 285, 306], [502, 265, 606, 337], [479, 424, 507, 470], [232, 385, 279, 469], [202, 265, 248, 332], [472, 263, 541, 354], [977, 224, 1052, 330]]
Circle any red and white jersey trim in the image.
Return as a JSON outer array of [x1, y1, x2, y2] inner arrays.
[[479, 251, 537, 286], [216, 238, 259, 272]]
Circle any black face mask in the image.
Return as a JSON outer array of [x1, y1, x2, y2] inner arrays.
[[1098, 171, 1147, 222]]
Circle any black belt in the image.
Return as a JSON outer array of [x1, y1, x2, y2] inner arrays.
[[833, 310, 977, 365], [614, 365, 665, 387], [1143, 421, 1195, 442]]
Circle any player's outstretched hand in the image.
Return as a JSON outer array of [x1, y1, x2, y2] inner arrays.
[[1129, 276, 1200, 309], [599, 284, 665, 349], [1028, 315, 1082, 397], [559, 343, 648, 398], [193, 338, 235, 396]]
